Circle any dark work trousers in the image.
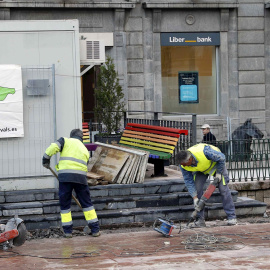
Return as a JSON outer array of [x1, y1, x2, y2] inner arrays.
[[59, 182, 100, 234], [194, 169, 236, 220]]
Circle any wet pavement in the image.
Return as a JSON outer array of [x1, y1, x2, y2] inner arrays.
[[2, 222, 270, 269]]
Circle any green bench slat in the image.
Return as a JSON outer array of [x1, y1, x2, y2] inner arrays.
[[119, 143, 171, 159]]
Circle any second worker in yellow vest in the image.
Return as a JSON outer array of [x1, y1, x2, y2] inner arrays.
[[176, 143, 237, 227], [42, 129, 100, 238]]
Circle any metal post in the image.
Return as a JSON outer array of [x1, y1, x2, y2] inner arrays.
[[154, 112, 158, 126], [124, 111, 127, 127], [89, 119, 92, 143], [192, 114, 197, 145]]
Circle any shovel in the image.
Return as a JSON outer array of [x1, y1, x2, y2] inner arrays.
[[48, 166, 82, 209]]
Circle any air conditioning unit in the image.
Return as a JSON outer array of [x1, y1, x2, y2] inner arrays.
[[80, 39, 105, 64]]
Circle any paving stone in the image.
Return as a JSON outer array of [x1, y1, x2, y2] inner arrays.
[[5, 194, 36, 203], [130, 187, 144, 195], [3, 208, 43, 216]]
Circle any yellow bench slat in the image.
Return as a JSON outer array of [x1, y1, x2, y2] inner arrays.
[[121, 137, 174, 150], [119, 140, 174, 154]]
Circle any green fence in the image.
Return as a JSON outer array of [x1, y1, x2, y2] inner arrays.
[[216, 139, 270, 182]]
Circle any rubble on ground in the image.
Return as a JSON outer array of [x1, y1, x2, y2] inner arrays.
[[26, 211, 270, 240]]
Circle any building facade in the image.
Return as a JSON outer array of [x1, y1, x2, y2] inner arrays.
[[0, 0, 268, 141]]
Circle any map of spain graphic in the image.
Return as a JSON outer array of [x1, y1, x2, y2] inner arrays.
[[0, 86, 15, 101]]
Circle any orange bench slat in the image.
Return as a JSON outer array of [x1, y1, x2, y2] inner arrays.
[[122, 132, 177, 146], [124, 130, 179, 142]]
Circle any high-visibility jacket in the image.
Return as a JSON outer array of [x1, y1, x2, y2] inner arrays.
[[181, 143, 221, 176], [45, 138, 89, 176]]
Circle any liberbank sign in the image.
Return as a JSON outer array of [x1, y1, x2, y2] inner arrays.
[[161, 33, 220, 46]]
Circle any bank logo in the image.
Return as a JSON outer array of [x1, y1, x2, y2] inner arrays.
[[0, 86, 15, 101], [169, 36, 212, 43]]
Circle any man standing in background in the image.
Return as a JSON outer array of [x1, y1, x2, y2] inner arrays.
[[201, 124, 216, 145]]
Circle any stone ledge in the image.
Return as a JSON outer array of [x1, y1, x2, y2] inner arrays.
[[229, 180, 270, 191], [0, 2, 135, 9], [143, 1, 239, 9]]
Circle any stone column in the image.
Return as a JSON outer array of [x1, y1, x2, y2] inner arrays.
[[114, 9, 127, 106], [0, 8, 10, 20]]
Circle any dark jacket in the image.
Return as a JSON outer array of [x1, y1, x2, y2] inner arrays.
[[202, 132, 216, 145]]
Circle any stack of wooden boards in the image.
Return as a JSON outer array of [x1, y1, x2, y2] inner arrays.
[[87, 142, 149, 184], [82, 122, 90, 144]]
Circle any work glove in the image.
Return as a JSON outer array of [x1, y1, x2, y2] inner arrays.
[[193, 197, 199, 209], [42, 157, 50, 169], [215, 173, 222, 182]]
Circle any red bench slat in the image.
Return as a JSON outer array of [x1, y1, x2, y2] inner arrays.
[[125, 126, 181, 138], [127, 123, 188, 135]]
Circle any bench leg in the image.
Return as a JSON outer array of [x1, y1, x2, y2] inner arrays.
[[151, 159, 168, 177]]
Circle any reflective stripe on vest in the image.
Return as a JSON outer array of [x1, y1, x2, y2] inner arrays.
[[56, 138, 89, 174], [83, 206, 98, 224], [59, 157, 87, 166], [61, 209, 72, 226], [45, 141, 61, 158]]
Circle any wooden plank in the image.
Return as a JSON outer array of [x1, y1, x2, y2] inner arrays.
[[127, 123, 188, 135], [117, 145, 149, 183], [122, 152, 138, 184], [87, 172, 104, 180], [87, 146, 103, 172], [137, 149, 149, 183], [122, 132, 177, 146], [133, 155, 142, 183], [121, 137, 175, 150], [123, 130, 179, 142], [128, 155, 140, 184], [116, 155, 133, 184], [119, 140, 174, 154], [87, 179, 99, 186], [95, 142, 146, 156], [132, 155, 142, 184], [125, 126, 181, 138]]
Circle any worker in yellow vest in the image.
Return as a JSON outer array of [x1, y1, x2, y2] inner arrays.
[[176, 143, 237, 227], [42, 129, 100, 238]]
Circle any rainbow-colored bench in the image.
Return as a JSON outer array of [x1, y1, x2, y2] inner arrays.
[[119, 123, 188, 176]]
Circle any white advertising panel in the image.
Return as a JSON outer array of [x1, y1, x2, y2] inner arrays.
[[0, 64, 24, 138]]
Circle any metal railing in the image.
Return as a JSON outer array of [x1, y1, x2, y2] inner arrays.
[[217, 139, 270, 182], [85, 110, 196, 145], [86, 112, 270, 182]]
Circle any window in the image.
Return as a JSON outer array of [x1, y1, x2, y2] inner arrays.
[[161, 46, 217, 114]]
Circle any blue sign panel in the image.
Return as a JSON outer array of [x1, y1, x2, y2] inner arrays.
[[179, 72, 199, 103], [161, 33, 220, 46]]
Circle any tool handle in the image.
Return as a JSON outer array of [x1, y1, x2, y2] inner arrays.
[[48, 167, 82, 209]]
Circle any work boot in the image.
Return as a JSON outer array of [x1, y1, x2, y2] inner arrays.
[[64, 233, 72, 238], [193, 218, 206, 228], [227, 218, 237, 226], [91, 231, 101, 237]]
